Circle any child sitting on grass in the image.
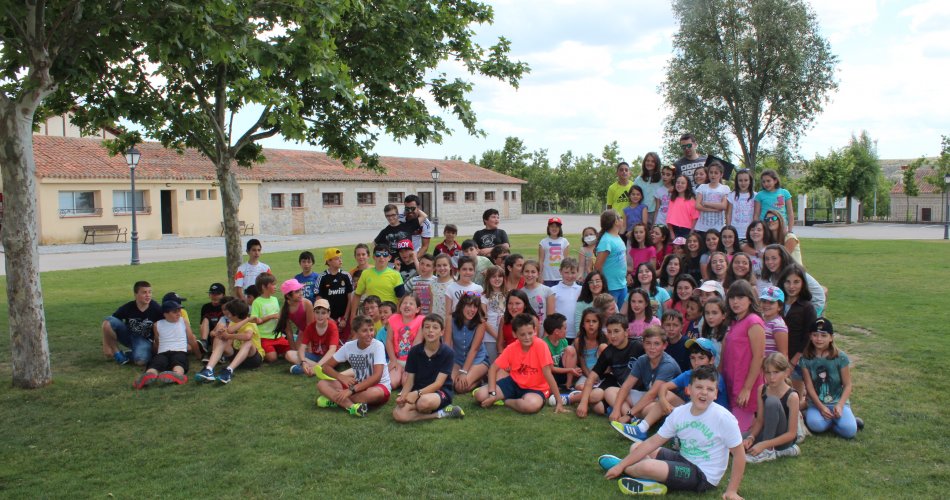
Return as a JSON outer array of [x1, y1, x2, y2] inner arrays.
[[385, 294, 424, 390], [316, 315, 391, 417], [744, 352, 802, 463], [571, 314, 644, 417], [801, 317, 858, 439], [287, 298, 338, 376], [607, 326, 681, 431], [134, 300, 190, 388], [195, 298, 264, 384], [600, 365, 746, 498], [474, 313, 566, 414], [540, 313, 581, 394], [392, 314, 465, 422]]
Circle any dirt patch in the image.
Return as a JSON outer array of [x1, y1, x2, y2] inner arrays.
[[844, 324, 874, 336]]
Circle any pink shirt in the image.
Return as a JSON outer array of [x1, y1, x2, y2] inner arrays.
[[628, 246, 657, 272], [627, 316, 661, 339], [721, 313, 766, 432], [667, 196, 699, 229], [388, 314, 425, 362]]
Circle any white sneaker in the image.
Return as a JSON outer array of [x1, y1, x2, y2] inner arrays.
[[746, 448, 777, 464], [775, 444, 801, 458], [547, 392, 573, 407]]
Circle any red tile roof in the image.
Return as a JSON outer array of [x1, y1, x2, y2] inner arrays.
[[32, 136, 526, 185], [890, 167, 945, 195]]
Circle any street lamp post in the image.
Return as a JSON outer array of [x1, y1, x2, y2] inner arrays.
[[430, 167, 440, 236], [944, 173, 950, 240], [125, 147, 141, 265]]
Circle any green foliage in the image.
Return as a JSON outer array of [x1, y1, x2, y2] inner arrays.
[[922, 135, 950, 194], [860, 172, 891, 218], [662, 0, 838, 169], [802, 131, 881, 221]]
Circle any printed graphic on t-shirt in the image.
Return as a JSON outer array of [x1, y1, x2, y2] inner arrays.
[[349, 352, 376, 382]]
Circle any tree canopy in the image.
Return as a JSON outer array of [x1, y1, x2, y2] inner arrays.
[[802, 131, 881, 223]]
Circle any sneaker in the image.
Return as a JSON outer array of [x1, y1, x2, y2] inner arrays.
[[618, 477, 667, 495], [114, 351, 130, 365], [855, 416, 865, 431], [547, 393, 572, 407], [598, 454, 622, 472], [133, 372, 157, 389], [611, 420, 649, 442], [157, 371, 187, 385], [746, 448, 777, 464], [443, 405, 465, 419], [312, 364, 336, 381], [348, 402, 368, 417], [196, 339, 209, 357], [316, 395, 338, 408], [289, 364, 304, 375], [196, 368, 216, 383], [775, 444, 801, 458], [216, 368, 233, 384]]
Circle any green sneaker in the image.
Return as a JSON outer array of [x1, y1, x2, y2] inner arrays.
[[348, 402, 368, 417], [312, 364, 336, 381], [618, 477, 667, 495], [316, 395, 338, 408], [442, 405, 465, 419]]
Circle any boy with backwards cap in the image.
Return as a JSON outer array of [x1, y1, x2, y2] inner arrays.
[[134, 299, 190, 389]]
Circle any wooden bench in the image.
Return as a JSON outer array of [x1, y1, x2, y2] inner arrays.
[[83, 225, 128, 244], [220, 220, 255, 236]]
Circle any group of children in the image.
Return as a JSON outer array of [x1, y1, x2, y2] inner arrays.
[[104, 163, 859, 496]]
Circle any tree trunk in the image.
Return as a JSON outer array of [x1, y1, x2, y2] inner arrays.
[[845, 196, 853, 224], [215, 157, 243, 292], [0, 101, 52, 388]]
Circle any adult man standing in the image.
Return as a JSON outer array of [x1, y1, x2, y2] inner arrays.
[[473, 208, 509, 257], [674, 133, 708, 187], [375, 204, 428, 258], [398, 194, 433, 256]]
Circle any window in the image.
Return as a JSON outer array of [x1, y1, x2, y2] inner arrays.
[[357, 192, 376, 205], [58, 191, 99, 217], [323, 192, 342, 207], [465, 191, 477, 202], [291, 193, 304, 208], [511, 191, 518, 201], [388, 192, 404, 203], [112, 190, 146, 214], [196, 189, 205, 200], [504, 191, 509, 201], [271, 193, 284, 209], [186, 190, 194, 201], [485, 191, 495, 202], [443, 191, 456, 203], [209, 190, 218, 200]]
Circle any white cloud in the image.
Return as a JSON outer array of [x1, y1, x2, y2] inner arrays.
[[812, 0, 879, 42]]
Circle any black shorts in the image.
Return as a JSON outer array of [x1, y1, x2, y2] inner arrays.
[[434, 390, 453, 411], [237, 351, 263, 370], [496, 376, 546, 400], [148, 351, 189, 373], [655, 448, 715, 493]]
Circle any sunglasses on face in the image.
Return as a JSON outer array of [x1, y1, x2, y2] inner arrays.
[[385, 213, 398, 218], [680, 143, 693, 149], [374, 251, 390, 258], [765, 215, 780, 222], [405, 206, 416, 212]]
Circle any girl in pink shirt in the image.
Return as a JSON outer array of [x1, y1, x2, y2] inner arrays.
[[722, 280, 767, 432], [386, 294, 425, 390], [666, 174, 699, 239]]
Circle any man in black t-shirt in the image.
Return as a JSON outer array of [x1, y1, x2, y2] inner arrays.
[[673, 133, 708, 187], [102, 280, 163, 366], [374, 203, 428, 258], [472, 208, 510, 257]]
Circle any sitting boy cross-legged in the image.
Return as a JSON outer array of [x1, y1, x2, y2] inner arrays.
[[316, 315, 392, 417], [195, 298, 264, 384]]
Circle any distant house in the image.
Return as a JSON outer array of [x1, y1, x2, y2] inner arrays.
[[2, 132, 524, 244], [889, 167, 946, 222]]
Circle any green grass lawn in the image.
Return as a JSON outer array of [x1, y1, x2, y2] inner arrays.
[[0, 236, 947, 497]]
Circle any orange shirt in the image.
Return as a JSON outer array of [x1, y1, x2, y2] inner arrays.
[[495, 337, 554, 391]]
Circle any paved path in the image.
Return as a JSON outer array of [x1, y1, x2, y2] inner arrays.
[[0, 215, 944, 275]]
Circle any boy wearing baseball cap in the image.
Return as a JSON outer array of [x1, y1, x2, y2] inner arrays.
[[316, 247, 354, 338], [162, 291, 203, 363], [134, 300, 190, 389], [289, 298, 340, 376], [199, 283, 227, 362], [395, 239, 418, 282]]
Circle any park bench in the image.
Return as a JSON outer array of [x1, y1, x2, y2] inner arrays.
[[83, 225, 128, 244], [219, 220, 255, 236]]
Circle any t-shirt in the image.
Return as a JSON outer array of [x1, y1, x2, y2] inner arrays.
[[627, 246, 656, 273], [763, 316, 788, 356], [665, 336, 691, 372], [649, 287, 671, 318], [233, 322, 264, 358], [251, 296, 281, 339], [355, 267, 404, 304], [113, 300, 164, 340], [800, 351, 850, 405], [674, 156, 708, 186], [388, 314, 425, 362], [539, 237, 569, 282], [333, 338, 391, 390], [667, 196, 699, 229], [591, 339, 645, 387], [295, 271, 320, 302], [623, 204, 647, 233], [494, 336, 554, 392], [596, 233, 627, 292], [434, 241, 463, 269], [482, 291, 507, 343], [727, 191, 756, 239], [671, 370, 730, 409], [473, 228, 510, 250], [406, 342, 455, 396], [657, 402, 742, 486], [695, 183, 731, 232], [397, 259, 418, 283], [654, 186, 672, 225], [299, 320, 340, 358], [522, 284, 554, 321], [551, 282, 582, 338], [627, 351, 682, 390], [200, 302, 225, 333], [754, 188, 793, 223], [634, 177, 663, 212], [317, 269, 354, 320], [543, 337, 569, 366], [474, 255, 493, 287], [428, 279, 453, 319], [234, 261, 271, 290], [398, 213, 434, 251], [154, 318, 188, 353], [407, 275, 437, 315], [445, 281, 484, 314], [627, 316, 661, 339], [374, 218, 422, 256], [606, 181, 633, 213]]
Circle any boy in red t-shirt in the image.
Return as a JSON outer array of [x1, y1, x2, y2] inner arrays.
[[474, 313, 567, 414], [434, 224, 463, 270], [289, 298, 339, 377]]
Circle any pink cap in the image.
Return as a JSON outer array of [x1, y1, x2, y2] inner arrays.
[[280, 279, 304, 295]]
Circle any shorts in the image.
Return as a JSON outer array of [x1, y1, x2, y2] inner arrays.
[[655, 448, 715, 493], [261, 337, 290, 355], [343, 382, 392, 405], [626, 389, 648, 406], [148, 351, 189, 373], [238, 351, 263, 370], [433, 390, 453, 411], [496, 376, 548, 400]]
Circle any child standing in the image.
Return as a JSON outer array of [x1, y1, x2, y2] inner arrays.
[[754, 169, 795, 230], [694, 161, 731, 233], [653, 165, 675, 226], [428, 254, 455, 321], [134, 300, 190, 388], [195, 299, 264, 384], [234, 239, 271, 301], [727, 169, 756, 239], [288, 298, 339, 376], [626, 222, 656, 273], [606, 161, 634, 214], [349, 243, 371, 288], [779, 264, 817, 404], [462, 239, 493, 287], [521, 260, 555, 322], [539, 216, 570, 287], [251, 274, 285, 363], [503, 253, 525, 291], [578, 226, 599, 280], [701, 298, 730, 366], [395, 239, 419, 283], [623, 185, 648, 240], [449, 293, 489, 393], [434, 224, 463, 270], [801, 317, 857, 438], [295, 251, 320, 302], [594, 209, 628, 309], [316, 315, 391, 417], [625, 288, 661, 340], [351, 244, 405, 325], [385, 294, 425, 390], [551, 258, 582, 342], [317, 247, 354, 335], [722, 280, 767, 432], [650, 224, 671, 267], [406, 254, 437, 315], [744, 353, 802, 463], [634, 152, 663, 223], [392, 314, 465, 422], [275, 279, 313, 354], [667, 175, 699, 239], [481, 266, 507, 363]]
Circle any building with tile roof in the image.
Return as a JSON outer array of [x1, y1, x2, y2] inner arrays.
[[889, 166, 948, 223]]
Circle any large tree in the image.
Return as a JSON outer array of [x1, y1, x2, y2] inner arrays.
[[76, 0, 527, 291], [0, 1, 145, 388], [661, 0, 838, 169], [802, 131, 881, 223]]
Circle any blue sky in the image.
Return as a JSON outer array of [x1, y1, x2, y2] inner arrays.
[[250, 0, 950, 163]]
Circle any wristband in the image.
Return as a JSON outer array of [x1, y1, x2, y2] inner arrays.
[[459, 369, 468, 375]]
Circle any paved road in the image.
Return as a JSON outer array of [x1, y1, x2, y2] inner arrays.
[[0, 215, 944, 275]]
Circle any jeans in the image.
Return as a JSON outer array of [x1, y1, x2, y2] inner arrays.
[[106, 316, 153, 364], [608, 288, 628, 311], [805, 401, 857, 439]]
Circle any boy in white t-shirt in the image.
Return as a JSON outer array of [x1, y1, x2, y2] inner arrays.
[[133, 300, 190, 389], [315, 315, 392, 417], [600, 365, 746, 498], [550, 258, 582, 340], [234, 238, 271, 301]]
